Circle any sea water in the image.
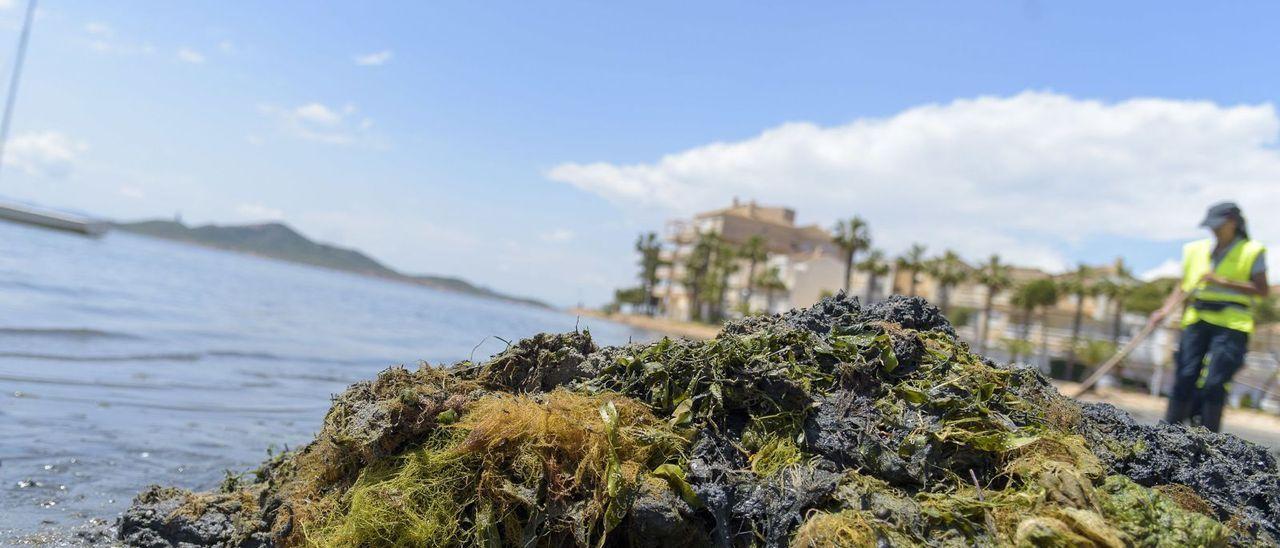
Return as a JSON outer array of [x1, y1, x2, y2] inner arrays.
[[0, 220, 657, 541]]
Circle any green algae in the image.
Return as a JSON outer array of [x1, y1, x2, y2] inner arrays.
[[119, 296, 1267, 547], [303, 317, 1238, 547], [1097, 475, 1228, 547], [788, 510, 888, 547], [300, 390, 690, 547], [650, 464, 701, 509], [749, 436, 804, 478], [302, 436, 470, 547], [585, 327, 873, 424]]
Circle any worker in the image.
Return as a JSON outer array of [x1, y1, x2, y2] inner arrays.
[[1152, 202, 1268, 432]]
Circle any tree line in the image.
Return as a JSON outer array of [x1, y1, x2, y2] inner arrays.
[[615, 218, 1277, 386], [611, 217, 1280, 406], [617, 231, 787, 322]]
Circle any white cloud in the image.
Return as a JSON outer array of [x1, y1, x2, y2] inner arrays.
[[1140, 259, 1182, 281], [540, 228, 575, 243], [217, 40, 235, 53], [89, 41, 155, 55], [258, 102, 375, 146], [84, 22, 112, 37], [85, 23, 154, 56], [0, 0, 15, 10], [235, 203, 285, 221], [4, 131, 87, 177], [177, 48, 205, 64], [354, 50, 393, 66], [296, 210, 480, 274], [118, 185, 145, 199], [305, 210, 478, 250], [549, 91, 1280, 273], [293, 102, 341, 125]]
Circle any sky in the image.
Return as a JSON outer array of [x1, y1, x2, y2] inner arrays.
[[3, 1, 1280, 306]]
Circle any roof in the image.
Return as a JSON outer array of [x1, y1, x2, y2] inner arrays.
[[696, 201, 797, 228]]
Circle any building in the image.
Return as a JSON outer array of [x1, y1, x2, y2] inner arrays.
[[653, 199, 843, 321], [653, 199, 1118, 330]]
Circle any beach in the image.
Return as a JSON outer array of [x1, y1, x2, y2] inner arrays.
[[568, 308, 722, 340]]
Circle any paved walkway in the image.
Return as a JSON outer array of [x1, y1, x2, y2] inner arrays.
[[1057, 381, 1280, 450]]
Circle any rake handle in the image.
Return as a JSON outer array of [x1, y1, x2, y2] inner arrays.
[[1070, 291, 1191, 398]]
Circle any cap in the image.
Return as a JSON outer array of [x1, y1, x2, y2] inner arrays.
[[1200, 201, 1242, 230]]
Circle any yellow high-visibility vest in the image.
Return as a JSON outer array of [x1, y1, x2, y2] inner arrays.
[[1180, 238, 1265, 333]]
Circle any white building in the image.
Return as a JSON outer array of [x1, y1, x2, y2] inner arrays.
[[653, 199, 845, 321]]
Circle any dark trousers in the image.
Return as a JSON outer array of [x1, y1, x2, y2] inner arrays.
[[1165, 321, 1248, 431]]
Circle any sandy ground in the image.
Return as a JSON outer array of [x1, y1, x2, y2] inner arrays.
[[1057, 381, 1280, 450], [570, 308, 721, 340]]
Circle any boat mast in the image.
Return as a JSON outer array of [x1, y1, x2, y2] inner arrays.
[[0, 0, 38, 186]]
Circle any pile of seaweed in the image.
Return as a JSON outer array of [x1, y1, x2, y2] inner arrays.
[[118, 295, 1280, 547]]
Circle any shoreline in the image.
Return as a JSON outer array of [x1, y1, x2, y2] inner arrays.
[[569, 308, 721, 340]]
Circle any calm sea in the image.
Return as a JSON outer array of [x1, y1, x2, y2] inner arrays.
[[0, 220, 657, 542]]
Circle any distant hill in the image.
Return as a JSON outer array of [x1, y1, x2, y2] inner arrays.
[[114, 220, 547, 308]]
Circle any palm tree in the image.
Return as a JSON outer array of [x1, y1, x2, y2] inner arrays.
[[1257, 294, 1279, 340], [1060, 264, 1097, 374], [682, 231, 718, 321], [612, 286, 647, 313], [1255, 296, 1280, 400], [1010, 278, 1059, 366], [739, 235, 768, 309], [832, 216, 871, 293], [755, 266, 787, 315], [927, 249, 969, 317], [709, 240, 739, 321], [1001, 337, 1035, 363], [634, 232, 664, 316], [974, 254, 1013, 354], [1094, 258, 1137, 377], [1109, 259, 1135, 345], [895, 243, 928, 296], [858, 249, 890, 304], [1074, 339, 1117, 369]]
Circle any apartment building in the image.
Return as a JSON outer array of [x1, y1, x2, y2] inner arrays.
[[653, 199, 843, 321]]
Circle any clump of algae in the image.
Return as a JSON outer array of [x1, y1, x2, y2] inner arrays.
[[301, 390, 687, 547], [301, 435, 469, 546], [748, 436, 803, 478], [789, 510, 879, 547], [1153, 483, 1217, 517], [116, 295, 1279, 547], [1098, 475, 1228, 546], [264, 365, 479, 545]]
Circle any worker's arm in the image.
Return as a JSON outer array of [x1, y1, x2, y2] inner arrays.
[[1203, 271, 1269, 297]]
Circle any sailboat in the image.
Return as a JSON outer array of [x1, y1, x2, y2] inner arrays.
[[0, 0, 109, 237]]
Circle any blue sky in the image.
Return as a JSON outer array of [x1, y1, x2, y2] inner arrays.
[[4, 1, 1280, 305]]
